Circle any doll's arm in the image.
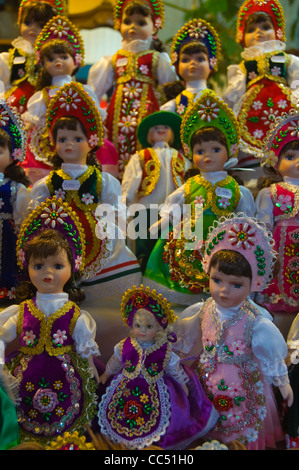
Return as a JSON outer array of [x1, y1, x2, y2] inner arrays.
[[73, 310, 101, 358], [27, 176, 51, 214], [222, 64, 246, 108], [279, 383, 294, 407], [287, 54, 299, 91], [13, 184, 30, 231], [121, 153, 143, 206], [99, 344, 123, 384], [22, 91, 47, 129], [87, 55, 115, 101], [149, 184, 185, 235], [255, 187, 274, 230], [0, 52, 11, 87], [156, 53, 177, 85], [166, 350, 190, 396], [236, 186, 255, 217]]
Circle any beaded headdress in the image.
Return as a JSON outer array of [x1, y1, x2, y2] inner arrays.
[[121, 285, 177, 329], [16, 196, 86, 273], [236, 0, 286, 46], [34, 15, 85, 67], [18, 0, 67, 24], [113, 0, 165, 31], [0, 98, 27, 161], [171, 18, 221, 74], [44, 81, 103, 150], [203, 213, 276, 292], [181, 89, 240, 160], [262, 109, 299, 168]]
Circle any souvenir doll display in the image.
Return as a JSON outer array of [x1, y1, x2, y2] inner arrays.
[[0, 197, 101, 444], [87, 0, 177, 177], [174, 213, 293, 449], [97, 284, 218, 449], [161, 18, 221, 116], [143, 90, 255, 304], [0, 0, 64, 115], [121, 110, 190, 271], [223, 0, 299, 167]]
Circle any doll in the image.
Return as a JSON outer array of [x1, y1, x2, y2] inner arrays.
[[161, 18, 221, 116], [20, 15, 102, 185], [121, 110, 191, 271], [174, 213, 293, 450], [0, 98, 30, 301], [0, 0, 64, 115], [28, 81, 141, 299], [87, 0, 177, 178], [223, 0, 299, 168], [255, 110, 299, 338], [97, 284, 218, 449], [143, 90, 255, 305], [0, 364, 19, 450], [0, 197, 100, 444]]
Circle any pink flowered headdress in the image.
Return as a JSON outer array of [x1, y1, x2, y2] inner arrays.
[[262, 109, 299, 168], [44, 81, 103, 150], [16, 196, 86, 273], [203, 213, 276, 292]]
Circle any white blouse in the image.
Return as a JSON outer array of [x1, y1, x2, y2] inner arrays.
[[0, 291, 100, 360]]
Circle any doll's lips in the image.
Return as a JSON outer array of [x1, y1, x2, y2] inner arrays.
[[43, 277, 53, 283]]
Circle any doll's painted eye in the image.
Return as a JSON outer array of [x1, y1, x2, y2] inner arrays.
[[54, 264, 63, 270], [33, 263, 43, 270]]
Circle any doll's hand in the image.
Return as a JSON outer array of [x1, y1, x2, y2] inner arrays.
[[279, 383, 294, 407], [87, 356, 100, 384], [98, 370, 111, 385], [183, 383, 189, 397]]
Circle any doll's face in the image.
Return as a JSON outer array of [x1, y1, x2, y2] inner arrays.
[[120, 12, 156, 42], [55, 124, 91, 165], [0, 145, 12, 172], [28, 248, 72, 294], [244, 19, 276, 48], [20, 20, 43, 46], [147, 125, 174, 146], [132, 310, 160, 343], [192, 140, 228, 172], [209, 266, 251, 309], [178, 52, 210, 82], [43, 52, 76, 77], [277, 149, 299, 178]]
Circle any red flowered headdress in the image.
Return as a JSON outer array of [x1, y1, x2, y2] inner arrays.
[[18, 0, 67, 24], [236, 0, 286, 46], [34, 15, 85, 67], [113, 0, 165, 31], [16, 196, 86, 273], [121, 284, 177, 329], [44, 81, 103, 150], [203, 213, 276, 292]]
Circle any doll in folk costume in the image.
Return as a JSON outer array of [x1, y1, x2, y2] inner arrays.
[[0, 197, 102, 444], [161, 18, 221, 117], [121, 110, 191, 272], [0, 96, 30, 301], [174, 214, 293, 449], [143, 90, 255, 305], [97, 284, 218, 449], [27, 81, 141, 299], [255, 110, 299, 338], [87, 0, 177, 178], [0, 0, 62, 115], [223, 0, 299, 168]]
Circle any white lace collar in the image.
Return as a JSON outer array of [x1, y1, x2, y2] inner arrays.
[[241, 39, 286, 60]]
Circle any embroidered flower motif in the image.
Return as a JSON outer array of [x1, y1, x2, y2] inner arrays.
[[288, 121, 299, 138], [88, 134, 100, 147], [12, 148, 23, 160], [0, 108, 9, 127], [289, 229, 299, 243], [277, 99, 288, 109], [7, 287, 16, 299], [197, 99, 220, 122], [276, 28, 283, 40], [53, 329, 67, 345], [54, 188, 66, 199], [118, 115, 138, 134], [290, 284, 299, 297], [82, 193, 94, 205], [49, 18, 70, 38], [41, 202, 68, 228], [261, 108, 279, 125], [262, 150, 278, 167], [18, 248, 26, 263], [213, 394, 233, 412], [140, 394, 149, 404], [139, 64, 149, 75], [218, 197, 230, 209], [33, 388, 59, 413], [0, 287, 8, 299], [230, 340, 245, 356], [18, 68, 25, 78], [123, 400, 142, 419], [194, 195, 205, 205], [59, 89, 81, 111], [253, 129, 264, 139], [210, 57, 217, 68], [271, 66, 281, 77], [248, 71, 258, 80], [131, 291, 149, 309], [252, 100, 263, 110], [287, 257, 299, 271], [155, 17, 162, 29], [177, 103, 186, 115], [275, 194, 292, 212], [188, 21, 208, 39], [74, 53, 83, 66], [230, 143, 238, 157], [171, 51, 178, 64], [23, 330, 36, 346], [132, 99, 141, 109], [123, 81, 142, 99], [228, 222, 256, 249], [74, 255, 83, 271]]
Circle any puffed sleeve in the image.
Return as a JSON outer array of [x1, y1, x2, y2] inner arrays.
[[236, 186, 255, 217], [160, 98, 176, 112], [121, 152, 143, 205], [87, 55, 115, 101], [27, 176, 51, 214], [0, 52, 11, 87], [287, 54, 299, 90], [252, 315, 289, 385], [22, 90, 47, 124], [287, 313, 299, 352], [13, 183, 30, 230], [105, 341, 123, 375], [222, 64, 246, 107], [165, 350, 189, 385], [255, 186, 274, 230], [72, 310, 100, 358], [173, 303, 203, 355], [0, 305, 19, 362], [156, 52, 177, 85]]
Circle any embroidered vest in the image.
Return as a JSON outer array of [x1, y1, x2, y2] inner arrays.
[[113, 49, 160, 86], [175, 90, 195, 116], [241, 51, 289, 88]]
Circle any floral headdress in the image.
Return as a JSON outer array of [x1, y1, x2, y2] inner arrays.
[[236, 0, 286, 46], [16, 196, 86, 273], [203, 213, 276, 292], [18, 0, 67, 24], [171, 18, 221, 74], [44, 81, 103, 150], [113, 0, 165, 31], [181, 89, 240, 160], [121, 285, 177, 329], [0, 98, 27, 161], [262, 109, 299, 168], [34, 15, 85, 67]]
